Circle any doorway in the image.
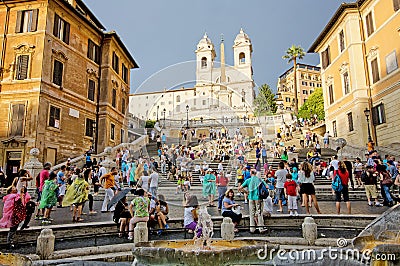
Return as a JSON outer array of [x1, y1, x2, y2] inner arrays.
[[5, 151, 22, 187]]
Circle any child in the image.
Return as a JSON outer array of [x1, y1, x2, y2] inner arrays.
[[262, 190, 274, 217], [184, 195, 202, 238], [175, 175, 184, 194], [284, 173, 298, 216]]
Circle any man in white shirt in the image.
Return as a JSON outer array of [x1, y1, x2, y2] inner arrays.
[[149, 170, 159, 197], [330, 155, 340, 171]]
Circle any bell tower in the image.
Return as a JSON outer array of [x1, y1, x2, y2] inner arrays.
[[233, 28, 253, 79], [195, 33, 216, 85]]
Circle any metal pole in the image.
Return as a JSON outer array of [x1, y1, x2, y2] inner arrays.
[[366, 115, 372, 142]]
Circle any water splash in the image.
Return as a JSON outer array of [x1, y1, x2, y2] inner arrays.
[[194, 206, 214, 250]]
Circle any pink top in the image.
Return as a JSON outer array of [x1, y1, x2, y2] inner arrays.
[[39, 169, 49, 192], [0, 193, 20, 228]]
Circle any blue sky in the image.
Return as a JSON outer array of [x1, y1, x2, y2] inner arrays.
[[85, 0, 353, 93]]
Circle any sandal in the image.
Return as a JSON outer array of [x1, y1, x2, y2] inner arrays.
[[76, 217, 84, 222], [72, 217, 76, 222]]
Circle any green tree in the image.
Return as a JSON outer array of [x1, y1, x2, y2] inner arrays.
[[298, 88, 325, 120], [253, 84, 277, 116], [282, 45, 306, 114], [145, 120, 156, 128]]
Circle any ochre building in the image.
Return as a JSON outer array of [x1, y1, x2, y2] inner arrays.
[[0, 0, 138, 179]]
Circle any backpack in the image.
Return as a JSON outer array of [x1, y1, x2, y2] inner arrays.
[[258, 179, 269, 199], [332, 172, 343, 192]]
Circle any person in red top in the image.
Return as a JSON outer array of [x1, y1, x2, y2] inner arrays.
[[333, 161, 351, 214], [284, 173, 298, 216], [216, 171, 230, 211], [35, 162, 51, 220]]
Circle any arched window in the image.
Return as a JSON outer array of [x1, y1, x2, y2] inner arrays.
[[239, 52, 245, 64], [201, 57, 207, 68]]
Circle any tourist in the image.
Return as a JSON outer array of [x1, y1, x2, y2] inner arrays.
[[184, 195, 202, 238], [39, 171, 58, 224], [100, 167, 117, 212], [62, 168, 89, 222], [202, 169, 216, 207], [128, 188, 151, 240], [361, 165, 382, 206], [216, 171, 230, 211], [175, 175, 184, 194], [149, 169, 159, 197], [298, 162, 321, 214], [0, 186, 27, 248], [221, 189, 242, 232], [56, 165, 67, 208], [262, 190, 274, 217], [138, 171, 150, 192], [184, 176, 191, 191], [82, 168, 97, 214], [281, 150, 288, 162], [323, 131, 330, 148], [261, 145, 268, 165], [376, 164, 397, 207], [353, 158, 364, 188], [12, 169, 34, 230], [155, 194, 169, 235], [35, 162, 51, 220], [343, 157, 355, 190], [284, 173, 298, 216], [333, 162, 351, 214], [113, 196, 131, 237], [239, 169, 267, 233], [275, 162, 288, 212], [330, 155, 340, 171]]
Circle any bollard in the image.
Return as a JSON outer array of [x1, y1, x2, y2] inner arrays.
[[134, 222, 148, 244], [36, 229, 55, 260], [221, 217, 235, 240], [302, 217, 317, 245]]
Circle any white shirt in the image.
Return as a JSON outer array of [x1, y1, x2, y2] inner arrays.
[[149, 172, 159, 188], [330, 160, 339, 170], [141, 175, 150, 191], [184, 207, 195, 226], [263, 196, 273, 213]]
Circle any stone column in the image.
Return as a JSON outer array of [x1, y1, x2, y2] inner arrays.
[[23, 148, 43, 188], [100, 147, 117, 173], [302, 217, 317, 245], [36, 229, 55, 260], [221, 217, 235, 240], [134, 222, 148, 244]]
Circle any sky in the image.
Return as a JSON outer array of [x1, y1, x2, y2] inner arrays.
[[85, 0, 354, 94]]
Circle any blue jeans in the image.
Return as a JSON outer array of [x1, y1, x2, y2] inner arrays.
[[218, 186, 228, 209], [382, 185, 393, 203]]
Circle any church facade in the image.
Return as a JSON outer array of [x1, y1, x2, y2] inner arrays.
[[129, 29, 255, 123]]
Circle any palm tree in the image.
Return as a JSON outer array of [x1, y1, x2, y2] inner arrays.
[[282, 45, 305, 114]]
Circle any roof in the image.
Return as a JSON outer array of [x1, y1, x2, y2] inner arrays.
[[308, 0, 367, 53], [75, 0, 106, 30], [104, 31, 139, 69], [279, 63, 320, 79]]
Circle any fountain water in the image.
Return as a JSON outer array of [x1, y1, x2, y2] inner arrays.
[[193, 206, 214, 251]]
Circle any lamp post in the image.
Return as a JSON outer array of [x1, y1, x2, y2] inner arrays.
[[163, 108, 166, 128], [156, 105, 159, 122], [92, 121, 97, 154], [364, 108, 372, 142], [186, 105, 189, 129]]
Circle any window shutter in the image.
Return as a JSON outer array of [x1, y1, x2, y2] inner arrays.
[[95, 45, 100, 64], [87, 40, 93, 59], [53, 14, 59, 37], [88, 80, 95, 101], [371, 59, 380, 83], [371, 106, 378, 125], [10, 104, 25, 136], [53, 60, 63, 86], [31, 9, 39, 31], [63, 22, 70, 44], [16, 55, 29, 80], [15, 11, 22, 33]]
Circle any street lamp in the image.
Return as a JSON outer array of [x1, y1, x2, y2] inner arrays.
[[186, 105, 189, 129], [156, 105, 159, 122], [364, 108, 372, 142], [163, 108, 166, 128]]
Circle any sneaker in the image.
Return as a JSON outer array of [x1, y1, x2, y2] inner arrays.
[[368, 202, 373, 206], [34, 215, 44, 220], [157, 230, 163, 236], [41, 219, 51, 225], [289, 211, 293, 216], [375, 202, 383, 207], [165, 224, 169, 229], [127, 236, 133, 241], [244, 200, 248, 204], [294, 211, 299, 216]]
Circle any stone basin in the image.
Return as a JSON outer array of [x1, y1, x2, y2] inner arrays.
[[132, 239, 278, 266], [0, 253, 32, 266]]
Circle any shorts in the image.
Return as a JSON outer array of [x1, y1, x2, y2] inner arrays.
[[300, 183, 316, 195], [335, 185, 350, 202], [364, 184, 378, 199], [323, 138, 329, 144], [275, 188, 284, 200], [36, 190, 42, 202]]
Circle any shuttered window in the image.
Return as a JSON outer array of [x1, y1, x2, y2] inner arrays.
[[53, 60, 63, 86], [332, 121, 337, 138], [372, 103, 386, 126], [85, 118, 95, 137], [112, 52, 119, 73], [347, 113, 354, 132], [394, 0, 400, 11], [112, 89, 116, 108], [120, 129, 124, 143], [88, 79, 95, 101], [49, 106, 61, 129], [87, 39, 100, 64], [371, 58, 380, 83], [53, 14, 70, 44], [122, 63, 128, 83], [366, 12, 374, 37], [343, 72, 350, 94], [321, 46, 331, 69], [110, 124, 115, 140], [339, 30, 345, 52], [15, 9, 38, 33], [15, 55, 29, 80], [10, 104, 25, 136], [121, 98, 126, 114], [328, 84, 334, 104]]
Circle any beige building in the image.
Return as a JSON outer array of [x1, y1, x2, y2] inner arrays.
[[130, 29, 255, 122], [309, 0, 400, 148], [0, 0, 138, 179], [276, 63, 322, 112]]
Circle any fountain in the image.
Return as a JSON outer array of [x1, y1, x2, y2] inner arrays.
[[132, 198, 277, 266], [0, 253, 32, 265]]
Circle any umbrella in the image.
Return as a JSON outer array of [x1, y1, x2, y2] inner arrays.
[[107, 188, 135, 211]]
